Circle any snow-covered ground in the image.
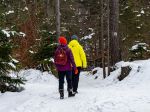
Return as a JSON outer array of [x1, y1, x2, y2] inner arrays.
[[0, 59, 150, 112]]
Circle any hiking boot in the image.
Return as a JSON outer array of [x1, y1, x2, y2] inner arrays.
[[68, 89, 75, 97], [73, 91, 78, 94], [68, 91, 75, 97], [60, 94, 64, 99], [59, 90, 64, 99], [60, 95, 64, 99]]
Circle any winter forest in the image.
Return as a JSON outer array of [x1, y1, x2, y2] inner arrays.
[[0, 0, 150, 112]]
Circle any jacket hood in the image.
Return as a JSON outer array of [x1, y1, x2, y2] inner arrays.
[[69, 40, 80, 47]]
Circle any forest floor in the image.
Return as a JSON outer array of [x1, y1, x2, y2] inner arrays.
[[0, 59, 150, 112]]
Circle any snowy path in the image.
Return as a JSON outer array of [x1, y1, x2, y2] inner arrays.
[[1, 60, 150, 112]]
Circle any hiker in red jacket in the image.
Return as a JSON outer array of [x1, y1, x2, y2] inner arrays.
[[54, 36, 78, 99]]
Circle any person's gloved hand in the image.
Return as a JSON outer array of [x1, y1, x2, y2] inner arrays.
[[75, 68, 78, 75]]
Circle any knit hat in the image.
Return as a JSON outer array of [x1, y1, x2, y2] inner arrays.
[[58, 36, 67, 45], [71, 35, 78, 40]]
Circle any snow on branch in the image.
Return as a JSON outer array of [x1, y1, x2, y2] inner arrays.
[[1, 29, 26, 37], [130, 43, 149, 51], [81, 33, 95, 40], [5, 10, 14, 15]]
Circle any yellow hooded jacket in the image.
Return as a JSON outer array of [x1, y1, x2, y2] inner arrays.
[[68, 40, 87, 68]]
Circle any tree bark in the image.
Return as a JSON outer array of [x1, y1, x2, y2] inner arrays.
[[101, 0, 106, 78], [107, 0, 110, 75], [109, 0, 121, 66], [55, 0, 61, 39]]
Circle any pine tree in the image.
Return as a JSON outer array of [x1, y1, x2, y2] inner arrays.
[[0, 29, 25, 93], [120, 0, 150, 60], [0, 1, 26, 93], [33, 31, 57, 75], [129, 42, 150, 60]]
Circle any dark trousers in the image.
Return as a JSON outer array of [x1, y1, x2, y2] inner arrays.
[[72, 67, 81, 92], [58, 71, 73, 92]]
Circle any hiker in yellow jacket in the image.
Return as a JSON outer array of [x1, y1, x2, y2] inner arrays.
[[68, 35, 87, 94]]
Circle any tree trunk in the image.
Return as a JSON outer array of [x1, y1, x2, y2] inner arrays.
[[55, 0, 60, 39], [101, 0, 106, 78], [109, 0, 121, 66], [107, 0, 110, 76]]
